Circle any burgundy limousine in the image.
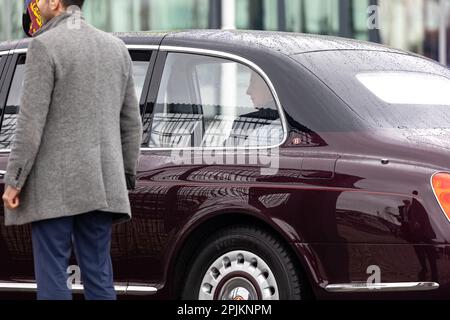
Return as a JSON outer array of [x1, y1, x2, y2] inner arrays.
[[0, 30, 449, 300]]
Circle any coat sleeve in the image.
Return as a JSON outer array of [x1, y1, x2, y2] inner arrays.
[[120, 55, 143, 189], [4, 38, 54, 190]]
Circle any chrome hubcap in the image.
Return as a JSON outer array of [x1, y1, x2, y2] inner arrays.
[[198, 250, 279, 300], [219, 277, 258, 300]]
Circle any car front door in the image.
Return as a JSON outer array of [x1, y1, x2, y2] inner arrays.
[[0, 46, 156, 294], [0, 50, 26, 285]]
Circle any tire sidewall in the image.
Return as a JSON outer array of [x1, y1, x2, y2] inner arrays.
[[182, 228, 300, 300]]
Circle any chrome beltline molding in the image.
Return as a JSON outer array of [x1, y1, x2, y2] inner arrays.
[[0, 282, 157, 295], [325, 282, 439, 293]]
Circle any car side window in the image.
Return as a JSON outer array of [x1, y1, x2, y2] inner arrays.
[[0, 50, 152, 150], [148, 52, 284, 149], [0, 55, 6, 77], [0, 55, 25, 150], [128, 50, 152, 105]]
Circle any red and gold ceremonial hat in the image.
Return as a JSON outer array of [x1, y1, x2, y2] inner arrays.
[[22, 0, 43, 37]]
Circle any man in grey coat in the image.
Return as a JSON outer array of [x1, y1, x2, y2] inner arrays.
[[2, 0, 143, 300]]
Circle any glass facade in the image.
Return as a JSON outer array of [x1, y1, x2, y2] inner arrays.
[[0, 0, 25, 41], [0, 0, 449, 65], [377, 0, 450, 65], [83, 0, 209, 32], [235, 0, 340, 34]]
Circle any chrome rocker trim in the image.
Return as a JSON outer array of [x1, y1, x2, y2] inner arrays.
[[325, 282, 439, 293], [0, 282, 157, 295]]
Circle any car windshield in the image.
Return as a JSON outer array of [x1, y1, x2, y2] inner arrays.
[[293, 51, 450, 130]]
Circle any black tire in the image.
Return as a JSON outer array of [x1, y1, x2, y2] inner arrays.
[[181, 225, 304, 300]]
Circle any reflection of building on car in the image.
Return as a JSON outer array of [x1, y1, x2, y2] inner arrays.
[[149, 110, 283, 149]]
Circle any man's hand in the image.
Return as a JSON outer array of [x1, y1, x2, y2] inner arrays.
[[2, 185, 21, 210]]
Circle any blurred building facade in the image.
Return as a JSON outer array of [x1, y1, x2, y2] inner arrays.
[[0, 0, 449, 65]]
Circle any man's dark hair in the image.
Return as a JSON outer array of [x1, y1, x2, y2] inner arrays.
[[61, 0, 85, 8]]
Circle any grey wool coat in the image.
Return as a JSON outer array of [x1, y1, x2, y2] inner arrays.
[[4, 11, 143, 226]]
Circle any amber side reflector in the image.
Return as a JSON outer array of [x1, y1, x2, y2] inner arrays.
[[431, 173, 450, 222]]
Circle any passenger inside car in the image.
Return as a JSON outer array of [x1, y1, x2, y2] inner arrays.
[[199, 70, 283, 148], [245, 71, 279, 120], [235, 71, 283, 147]]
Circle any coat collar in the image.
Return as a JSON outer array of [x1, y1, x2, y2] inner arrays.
[[33, 7, 85, 37]]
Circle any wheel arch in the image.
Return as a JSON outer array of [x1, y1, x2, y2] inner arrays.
[[166, 210, 315, 299]]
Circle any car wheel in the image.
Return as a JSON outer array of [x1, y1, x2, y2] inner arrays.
[[181, 225, 303, 300]]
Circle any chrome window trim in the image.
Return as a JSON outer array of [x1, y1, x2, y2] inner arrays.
[[0, 50, 10, 56], [10, 45, 158, 55], [126, 44, 159, 50], [10, 48, 27, 55], [430, 171, 450, 223], [325, 282, 439, 293], [141, 45, 288, 152], [0, 282, 157, 295]]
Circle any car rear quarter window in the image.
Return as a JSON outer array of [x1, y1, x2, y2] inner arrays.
[[147, 52, 284, 149], [0, 55, 6, 76]]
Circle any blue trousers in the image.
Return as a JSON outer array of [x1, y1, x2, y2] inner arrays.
[[31, 210, 116, 300]]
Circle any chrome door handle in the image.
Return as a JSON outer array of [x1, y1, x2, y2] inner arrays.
[[0, 170, 6, 177]]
